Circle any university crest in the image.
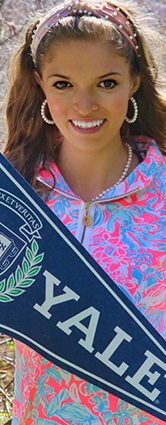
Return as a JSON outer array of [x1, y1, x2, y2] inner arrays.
[[0, 189, 44, 302]]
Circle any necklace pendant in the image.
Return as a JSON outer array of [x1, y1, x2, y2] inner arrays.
[[82, 213, 93, 227]]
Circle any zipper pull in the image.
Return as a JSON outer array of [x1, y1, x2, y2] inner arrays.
[[82, 202, 93, 226]]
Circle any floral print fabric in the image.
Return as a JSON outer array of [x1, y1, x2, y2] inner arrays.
[[12, 137, 166, 424]]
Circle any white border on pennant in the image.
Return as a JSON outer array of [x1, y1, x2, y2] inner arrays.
[[0, 162, 166, 419]]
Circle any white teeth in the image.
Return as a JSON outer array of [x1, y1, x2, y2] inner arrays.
[[72, 120, 104, 128]]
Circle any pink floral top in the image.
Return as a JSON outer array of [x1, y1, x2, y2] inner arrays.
[[12, 137, 166, 425]]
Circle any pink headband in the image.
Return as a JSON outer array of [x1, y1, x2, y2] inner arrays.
[[31, 0, 139, 65]]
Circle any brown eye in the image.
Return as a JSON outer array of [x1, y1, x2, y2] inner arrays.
[[99, 80, 117, 89], [54, 81, 71, 89]]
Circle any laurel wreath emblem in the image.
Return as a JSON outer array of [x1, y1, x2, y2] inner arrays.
[[0, 239, 44, 302]]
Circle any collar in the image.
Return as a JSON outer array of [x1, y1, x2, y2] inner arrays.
[[36, 137, 166, 202]]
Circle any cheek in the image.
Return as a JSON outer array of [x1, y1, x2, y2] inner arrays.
[[47, 95, 67, 117], [49, 101, 63, 116], [103, 92, 129, 116], [113, 95, 129, 113], [106, 94, 129, 128]]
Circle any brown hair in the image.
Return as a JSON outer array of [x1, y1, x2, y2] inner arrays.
[[3, 0, 166, 186]]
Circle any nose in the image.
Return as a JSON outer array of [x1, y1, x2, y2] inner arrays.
[[73, 89, 99, 115]]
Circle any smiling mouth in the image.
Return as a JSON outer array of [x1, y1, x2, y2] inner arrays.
[[71, 119, 105, 129]]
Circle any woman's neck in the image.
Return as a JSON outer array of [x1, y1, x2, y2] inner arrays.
[[55, 140, 136, 202]]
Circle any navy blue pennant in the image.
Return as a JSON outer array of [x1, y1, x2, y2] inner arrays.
[[0, 153, 165, 421]]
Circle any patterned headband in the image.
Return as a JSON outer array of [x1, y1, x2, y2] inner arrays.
[[31, 0, 139, 65]]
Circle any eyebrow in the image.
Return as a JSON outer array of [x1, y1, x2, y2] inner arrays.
[[98, 72, 122, 78], [47, 72, 122, 80], [47, 73, 70, 80]]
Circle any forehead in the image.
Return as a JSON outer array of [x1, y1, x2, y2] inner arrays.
[[41, 38, 130, 78]]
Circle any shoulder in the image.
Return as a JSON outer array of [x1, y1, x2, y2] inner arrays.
[[131, 135, 166, 171], [130, 136, 166, 196], [146, 139, 166, 197]]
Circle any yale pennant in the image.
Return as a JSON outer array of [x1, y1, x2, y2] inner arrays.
[[0, 154, 165, 421]]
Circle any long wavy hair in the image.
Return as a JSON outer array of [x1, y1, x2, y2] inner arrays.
[[3, 0, 166, 186]]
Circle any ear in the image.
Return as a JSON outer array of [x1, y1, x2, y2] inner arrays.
[[33, 70, 45, 92], [130, 74, 141, 97]]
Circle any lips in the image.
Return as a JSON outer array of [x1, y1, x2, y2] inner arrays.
[[69, 119, 106, 135], [71, 119, 105, 129]]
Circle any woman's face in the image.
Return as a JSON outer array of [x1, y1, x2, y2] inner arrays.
[[35, 39, 140, 153]]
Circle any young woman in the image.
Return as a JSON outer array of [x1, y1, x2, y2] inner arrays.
[[3, 0, 166, 423]]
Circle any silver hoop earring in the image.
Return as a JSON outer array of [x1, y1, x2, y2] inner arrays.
[[125, 96, 138, 124], [41, 99, 54, 125]]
